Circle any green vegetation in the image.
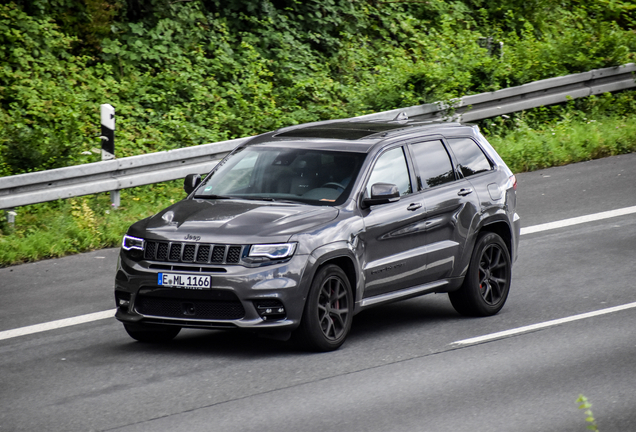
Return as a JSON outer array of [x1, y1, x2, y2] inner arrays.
[[0, 181, 182, 264], [2, 0, 635, 175], [1, 0, 636, 265], [482, 91, 636, 172], [577, 394, 599, 431], [2, 94, 636, 266]]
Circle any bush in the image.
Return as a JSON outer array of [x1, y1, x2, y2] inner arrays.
[[2, 0, 636, 176]]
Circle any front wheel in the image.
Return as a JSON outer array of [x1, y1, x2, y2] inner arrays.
[[123, 323, 181, 343], [449, 232, 511, 317], [294, 264, 353, 352]]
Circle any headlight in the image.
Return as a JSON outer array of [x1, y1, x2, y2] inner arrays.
[[249, 243, 297, 260], [122, 235, 144, 251]]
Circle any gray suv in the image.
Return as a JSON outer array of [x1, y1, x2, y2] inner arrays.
[[115, 118, 520, 351]]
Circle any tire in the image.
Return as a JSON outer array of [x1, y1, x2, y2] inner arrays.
[[294, 264, 353, 352], [123, 323, 181, 343], [449, 232, 511, 317]]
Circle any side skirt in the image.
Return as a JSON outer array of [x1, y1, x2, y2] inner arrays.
[[359, 280, 449, 310]]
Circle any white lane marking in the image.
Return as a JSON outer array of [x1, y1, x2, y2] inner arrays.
[[521, 205, 636, 235], [0, 309, 116, 341], [452, 302, 636, 346], [3, 205, 636, 342]]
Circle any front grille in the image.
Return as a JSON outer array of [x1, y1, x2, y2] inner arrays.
[[144, 241, 246, 265], [196, 245, 210, 262], [135, 296, 245, 320], [145, 241, 157, 259], [227, 246, 241, 263], [211, 246, 225, 263], [169, 244, 181, 261], [157, 243, 169, 260], [183, 245, 195, 262]]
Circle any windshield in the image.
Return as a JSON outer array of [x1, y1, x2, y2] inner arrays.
[[195, 146, 366, 206]]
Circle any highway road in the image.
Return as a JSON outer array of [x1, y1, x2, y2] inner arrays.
[[1, 153, 635, 432]]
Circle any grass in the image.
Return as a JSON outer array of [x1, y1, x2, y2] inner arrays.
[[0, 181, 184, 265], [488, 115, 636, 173], [1, 108, 636, 267]]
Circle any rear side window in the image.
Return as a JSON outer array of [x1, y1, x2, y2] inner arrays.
[[409, 140, 455, 190], [447, 137, 492, 177]]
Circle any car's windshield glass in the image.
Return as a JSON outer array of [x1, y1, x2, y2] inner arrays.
[[195, 146, 366, 206]]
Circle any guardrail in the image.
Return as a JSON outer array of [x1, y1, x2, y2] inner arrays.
[[356, 63, 636, 122], [0, 138, 245, 210], [1, 63, 634, 211]]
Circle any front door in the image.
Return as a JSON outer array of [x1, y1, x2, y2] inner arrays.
[[359, 146, 429, 298]]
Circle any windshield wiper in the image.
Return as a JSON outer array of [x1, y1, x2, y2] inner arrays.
[[274, 199, 305, 204], [240, 196, 276, 202], [194, 194, 232, 199]]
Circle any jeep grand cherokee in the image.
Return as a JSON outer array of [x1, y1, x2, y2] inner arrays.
[[115, 118, 520, 351]]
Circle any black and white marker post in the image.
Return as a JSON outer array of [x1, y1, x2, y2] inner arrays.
[[100, 104, 120, 208]]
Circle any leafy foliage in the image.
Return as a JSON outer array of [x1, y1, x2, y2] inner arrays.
[[2, 0, 636, 176], [1, 0, 636, 264], [577, 394, 599, 431], [3, 97, 636, 266], [0, 179, 183, 264], [481, 90, 636, 171]]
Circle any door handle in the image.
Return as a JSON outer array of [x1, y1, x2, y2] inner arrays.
[[407, 203, 422, 211], [457, 188, 473, 197]]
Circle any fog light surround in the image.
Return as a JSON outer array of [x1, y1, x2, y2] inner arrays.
[[115, 291, 132, 312], [254, 300, 286, 321]]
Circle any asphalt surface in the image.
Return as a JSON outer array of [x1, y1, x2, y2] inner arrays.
[[1, 152, 635, 432]]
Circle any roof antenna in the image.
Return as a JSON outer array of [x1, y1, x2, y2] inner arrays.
[[393, 112, 408, 122]]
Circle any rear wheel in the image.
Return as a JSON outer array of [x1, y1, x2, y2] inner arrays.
[[449, 232, 511, 317], [294, 264, 353, 352], [123, 323, 181, 343]]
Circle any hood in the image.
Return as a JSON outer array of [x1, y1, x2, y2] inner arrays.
[[131, 198, 339, 244]]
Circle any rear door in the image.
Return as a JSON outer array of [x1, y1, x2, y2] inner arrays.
[[406, 139, 481, 284], [445, 137, 500, 213]]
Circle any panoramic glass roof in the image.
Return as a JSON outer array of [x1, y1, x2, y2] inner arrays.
[[274, 121, 410, 140]]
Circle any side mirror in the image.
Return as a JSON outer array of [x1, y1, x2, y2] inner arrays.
[[361, 183, 400, 208], [184, 174, 202, 195]]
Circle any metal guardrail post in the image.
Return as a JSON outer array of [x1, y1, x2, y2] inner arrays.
[[100, 104, 115, 161], [100, 104, 120, 209], [5, 209, 16, 227]]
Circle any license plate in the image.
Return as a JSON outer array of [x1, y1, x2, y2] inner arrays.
[[158, 273, 211, 289]]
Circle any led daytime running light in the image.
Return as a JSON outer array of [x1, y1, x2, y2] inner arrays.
[[249, 243, 296, 259], [122, 235, 145, 251]]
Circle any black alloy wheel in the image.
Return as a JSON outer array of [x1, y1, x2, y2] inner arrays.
[[124, 323, 181, 343], [478, 242, 509, 305], [295, 264, 353, 352], [449, 232, 511, 317]]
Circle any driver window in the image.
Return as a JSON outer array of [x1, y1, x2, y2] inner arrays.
[[366, 147, 411, 197]]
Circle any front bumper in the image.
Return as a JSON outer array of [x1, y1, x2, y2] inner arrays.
[[114, 251, 311, 332]]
